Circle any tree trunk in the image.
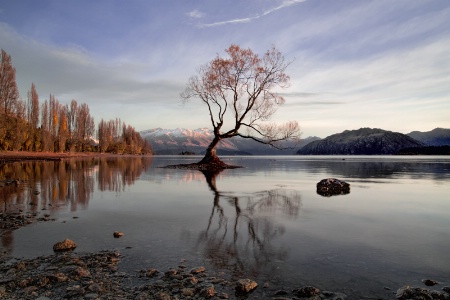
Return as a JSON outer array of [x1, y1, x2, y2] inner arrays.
[[198, 136, 226, 167]]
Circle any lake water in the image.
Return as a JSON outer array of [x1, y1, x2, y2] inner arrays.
[[1, 155, 450, 299]]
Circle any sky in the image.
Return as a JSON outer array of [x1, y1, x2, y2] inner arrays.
[[1, 0, 449, 138]]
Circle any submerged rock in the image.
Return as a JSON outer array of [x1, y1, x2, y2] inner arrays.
[[316, 178, 350, 197]]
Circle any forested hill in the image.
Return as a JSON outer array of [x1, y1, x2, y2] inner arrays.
[[297, 128, 425, 155]]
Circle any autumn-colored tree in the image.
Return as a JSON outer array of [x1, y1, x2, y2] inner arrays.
[[27, 83, 40, 151], [65, 99, 78, 151], [0, 49, 20, 150], [0, 49, 19, 116], [11, 99, 28, 150], [0, 50, 149, 155], [181, 44, 300, 168], [75, 103, 95, 151], [57, 107, 68, 152], [41, 100, 52, 151], [98, 119, 112, 153]]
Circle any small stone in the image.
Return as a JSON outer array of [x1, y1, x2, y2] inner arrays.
[[190, 266, 206, 274], [443, 286, 450, 293], [154, 292, 171, 300], [54, 272, 68, 282], [145, 268, 159, 278], [181, 288, 196, 297], [423, 279, 438, 286], [274, 289, 289, 295], [88, 283, 103, 292], [199, 284, 215, 298], [113, 231, 124, 238], [53, 239, 77, 251], [236, 279, 258, 294], [182, 276, 198, 287], [218, 292, 229, 299], [73, 267, 90, 277], [66, 285, 85, 297], [294, 286, 320, 297]]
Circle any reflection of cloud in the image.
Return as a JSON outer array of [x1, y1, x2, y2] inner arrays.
[[200, 0, 306, 27]]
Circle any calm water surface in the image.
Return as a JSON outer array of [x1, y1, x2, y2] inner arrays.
[[2, 155, 450, 299]]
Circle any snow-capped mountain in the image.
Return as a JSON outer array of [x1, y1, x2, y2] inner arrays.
[[140, 127, 320, 155]]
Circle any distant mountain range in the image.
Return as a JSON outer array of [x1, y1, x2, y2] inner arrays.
[[140, 128, 320, 155], [140, 127, 450, 155], [297, 128, 425, 155], [406, 128, 450, 146]]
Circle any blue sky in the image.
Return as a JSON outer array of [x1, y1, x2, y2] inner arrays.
[[1, 0, 449, 138]]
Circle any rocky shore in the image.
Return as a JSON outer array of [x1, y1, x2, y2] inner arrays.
[[1, 244, 449, 300], [0, 245, 350, 300]]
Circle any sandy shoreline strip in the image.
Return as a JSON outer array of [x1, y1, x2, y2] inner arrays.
[[0, 151, 151, 163]]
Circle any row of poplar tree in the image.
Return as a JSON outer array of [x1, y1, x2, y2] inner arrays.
[[0, 49, 152, 154]]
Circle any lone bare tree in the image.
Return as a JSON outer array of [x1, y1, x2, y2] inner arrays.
[[181, 44, 300, 168]]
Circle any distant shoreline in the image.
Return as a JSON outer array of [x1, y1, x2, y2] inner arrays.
[[0, 151, 152, 164]]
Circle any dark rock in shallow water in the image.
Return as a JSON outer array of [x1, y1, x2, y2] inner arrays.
[[113, 231, 124, 238], [317, 178, 350, 197], [422, 279, 438, 286]]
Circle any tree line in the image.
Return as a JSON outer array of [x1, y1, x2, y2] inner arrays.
[[0, 49, 152, 154]]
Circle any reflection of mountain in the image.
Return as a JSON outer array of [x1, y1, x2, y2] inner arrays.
[[232, 157, 450, 181], [141, 127, 319, 155], [194, 170, 301, 276], [0, 157, 153, 214]]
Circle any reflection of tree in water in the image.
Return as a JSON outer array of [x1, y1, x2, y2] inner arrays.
[[97, 157, 153, 192], [197, 170, 301, 277], [0, 157, 153, 213], [1, 156, 153, 256]]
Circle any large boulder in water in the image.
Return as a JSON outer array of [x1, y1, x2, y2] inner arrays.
[[317, 178, 350, 196]]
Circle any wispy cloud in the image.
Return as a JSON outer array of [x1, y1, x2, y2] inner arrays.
[[200, 0, 306, 28], [187, 9, 205, 19]]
